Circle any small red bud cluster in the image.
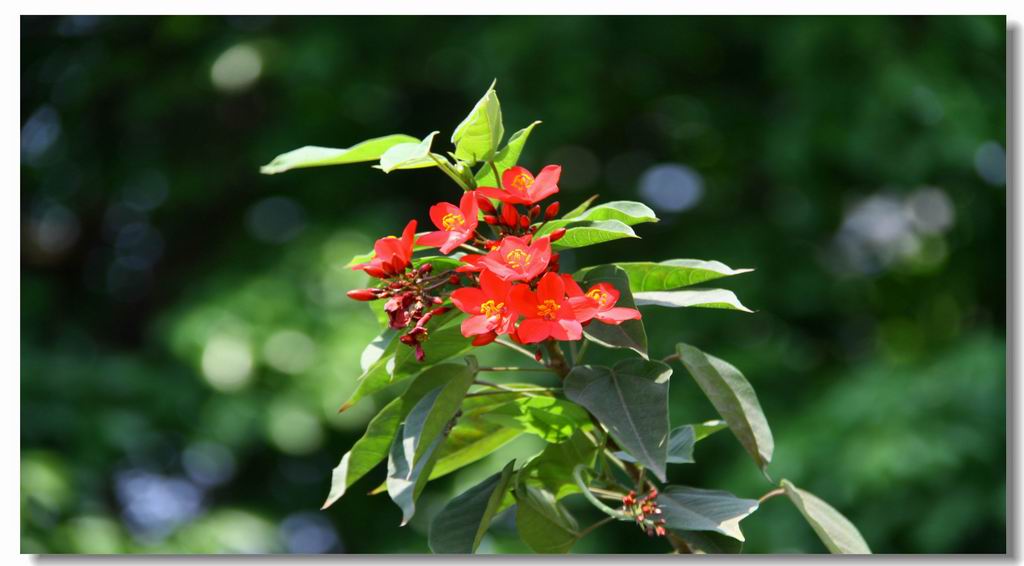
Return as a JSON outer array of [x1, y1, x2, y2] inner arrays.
[[622, 488, 667, 537]]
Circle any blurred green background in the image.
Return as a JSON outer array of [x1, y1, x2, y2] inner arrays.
[[21, 15, 1006, 554]]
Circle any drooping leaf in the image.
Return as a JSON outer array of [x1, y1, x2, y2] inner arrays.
[[386, 421, 443, 526], [561, 194, 600, 220], [323, 362, 473, 509], [260, 134, 419, 174], [378, 131, 441, 173], [781, 480, 871, 554], [658, 485, 759, 541], [452, 81, 503, 164], [537, 201, 658, 237], [576, 259, 753, 293], [514, 483, 579, 554], [691, 419, 728, 441], [671, 530, 744, 554], [674, 344, 773, 474], [481, 395, 592, 443], [475, 121, 541, 186], [428, 461, 516, 554], [341, 320, 474, 412], [400, 362, 477, 466], [360, 328, 396, 372], [578, 265, 648, 358], [522, 431, 600, 500], [616, 425, 695, 465], [564, 359, 671, 481], [634, 289, 753, 313], [546, 219, 638, 250]]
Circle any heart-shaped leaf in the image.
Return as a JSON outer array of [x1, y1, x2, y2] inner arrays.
[[481, 395, 592, 443], [427, 461, 516, 554], [577, 259, 753, 292], [514, 483, 579, 553], [634, 289, 753, 313], [475, 121, 541, 186], [521, 430, 600, 500], [616, 425, 695, 465], [564, 359, 671, 481], [658, 485, 759, 541], [452, 81, 503, 164], [674, 343, 773, 474], [260, 134, 419, 174], [781, 479, 871, 554], [578, 265, 648, 358]]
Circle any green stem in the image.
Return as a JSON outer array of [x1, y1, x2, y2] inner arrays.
[[431, 154, 470, 191], [758, 487, 785, 504], [494, 338, 539, 362], [575, 339, 590, 365], [478, 366, 555, 373], [661, 353, 680, 364], [459, 243, 486, 254], [572, 465, 632, 521], [488, 160, 501, 185], [576, 516, 617, 540]]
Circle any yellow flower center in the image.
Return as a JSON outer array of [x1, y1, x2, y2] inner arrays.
[[505, 249, 531, 269], [441, 212, 465, 231], [509, 173, 534, 194], [479, 299, 504, 318], [537, 299, 560, 320], [586, 289, 610, 306]]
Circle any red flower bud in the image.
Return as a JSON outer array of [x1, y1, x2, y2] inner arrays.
[[483, 215, 499, 225], [476, 195, 497, 214], [534, 349, 543, 362], [471, 331, 498, 347], [550, 228, 567, 242], [545, 202, 560, 220], [519, 216, 530, 229], [501, 204, 519, 227], [448, 275, 461, 285], [529, 205, 541, 219], [347, 288, 381, 301]]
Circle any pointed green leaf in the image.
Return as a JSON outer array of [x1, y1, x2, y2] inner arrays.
[[672, 530, 744, 554], [323, 362, 473, 509], [659, 486, 759, 541], [474, 121, 541, 186], [616, 425, 694, 465], [634, 289, 753, 313], [537, 201, 658, 237], [401, 362, 477, 466], [781, 480, 871, 554], [576, 259, 753, 293], [360, 328, 396, 372], [674, 344, 773, 474], [522, 431, 599, 500], [378, 131, 440, 173], [514, 484, 579, 553], [561, 195, 600, 220], [544, 219, 639, 250], [481, 396, 592, 443], [452, 81, 504, 164], [260, 134, 419, 174], [578, 265, 648, 358], [428, 461, 516, 554], [691, 419, 728, 441], [386, 422, 443, 526], [564, 359, 671, 481]]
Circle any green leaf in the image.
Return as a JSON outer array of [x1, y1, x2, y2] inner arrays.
[[563, 359, 671, 481], [378, 131, 440, 173], [672, 530, 744, 554], [401, 362, 478, 466], [341, 320, 474, 412], [658, 486, 759, 541], [481, 396, 592, 443], [452, 81, 503, 164], [577, 265, 648, 358], [259, 134, 419, 174], [691, 419, 728, 441], [360, 328, 396, 372], [634, 289, 753, 313], [576, 259, 753, 293], [616, 425, 694, 465], [474, 121, 541, 186], [413, 255, 465, 273], [674, 343, 774, 474], [514, 484, 579, 553], [546, 219, 638, 250], [323, 363, 464, 509], [522, 431, 599, 500], [561, 194, 600, 220], [386, 421, 443, 526], [428, 461, 516, 554], [537, 201, 658, 235], [781, 479, 871, 554]]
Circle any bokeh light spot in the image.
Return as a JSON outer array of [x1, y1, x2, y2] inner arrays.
[[201, 336, 254, 392], [210, 44, 263, 93], [638, 163, 704, 212], [263, 330, 317, 375]]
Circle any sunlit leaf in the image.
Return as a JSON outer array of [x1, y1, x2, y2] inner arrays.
[[260, 134, 419, 174], [452, 81, 503, 164], [522, 431, 599, 500], [546, 219, 638, 250], [481, 395, 592, 443], [474, 121, 541, 186], [634, 289, 753, 313], [781, 479, 871, 554], [659, 485, 759, 541], [428, 461, 516, 554], [378, 131, 440, 173], [537, 201, 658, 235], [577, 265, 648, 358], [577, 259, 753, 292], [514, 483, 579, 553]]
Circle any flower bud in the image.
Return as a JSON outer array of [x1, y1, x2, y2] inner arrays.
[[545, 202, 560, 220], [550, 228, 567, 242], [501, 204, 519, 227], [448, 275, 461, 285], [534, 349, 543, 362], [347, 288, 381, 301], [483, 214, 499, 225], [476, 195, 497, 214], [529, 205, 541, 219], [471, 331, 497, 347], [519, 216, 530, 229]]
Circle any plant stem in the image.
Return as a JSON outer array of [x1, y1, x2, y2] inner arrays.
[[459, 243, 487, 254], [430, 154, 470, 191], [661, 353, 680, 364], [489, 160, 501, 184], [572, 465, 632, 521], [544, 340, 571, 378], [494, 338, 539, 362], [477, 366, 554, 373], [758, 487, 785, 504], [576, 516, 617, 541], [574, 339, 590, 365]]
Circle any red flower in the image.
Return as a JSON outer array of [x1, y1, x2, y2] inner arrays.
[[509, 272, 582, 343], [351, 220, 417, 278], [416, 190, 479, 254], [478, 235, 552, 282], [477, 165, 561, 205], [564, 276, 642, 325], [455, 254, 486, 273], [450, 269, 517, 338]]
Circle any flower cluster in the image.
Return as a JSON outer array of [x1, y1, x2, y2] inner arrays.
[[348, 164, 641, 358], [622, 488, 667, 537]]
